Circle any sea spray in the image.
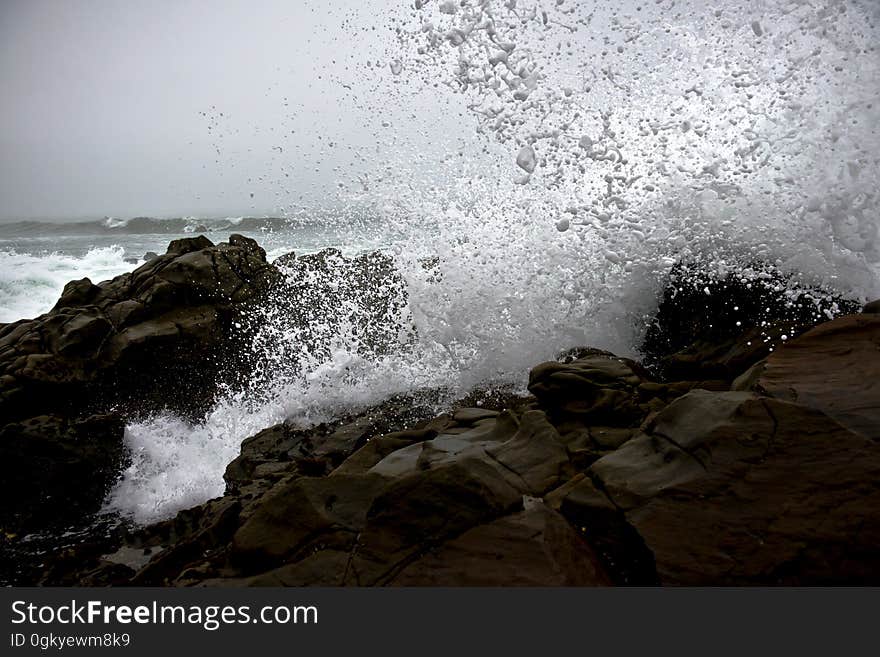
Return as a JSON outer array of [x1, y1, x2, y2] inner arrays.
[[105, 0, 880, 524]]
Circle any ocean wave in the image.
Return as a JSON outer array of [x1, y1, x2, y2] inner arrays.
[[0, 247, 135, 323], [1, 216, 298, 238]]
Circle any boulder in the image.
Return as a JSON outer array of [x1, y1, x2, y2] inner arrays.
[[231, 473, 390, 571], [751, 314, 880, 440], [389, 501, 609, 586], [348, 458, 523, 585], [641, 261, 860, 380], [0, 234, 279, 423], [528, 352, 644, 424], [0, 413, 125, 533], [589, 390, 880, 584]]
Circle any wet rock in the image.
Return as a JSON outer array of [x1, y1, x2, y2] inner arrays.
[[243, 550, 353, 587], [652, 322, 809, 382], [485, 410, 571, 495], [0, 413, 125, 533], [330, 428, 438, 476], [231, 474, 390, 571], [528, 352, 644, 424], [589, 390, 880, 584], [752, 314, 880, 439], [452, 407, 499, 424], [223, 424, 306, 494], [348, 458, 523, 585], [642, 261, 860, 380], [130, 498, 242, 586], [389, 501, 609, 586], [0, 234, 279, 423], [19, 248, 878, 588], [545, 474, 658, 585]]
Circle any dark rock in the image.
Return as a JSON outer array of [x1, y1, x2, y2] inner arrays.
[[19, 248, 879, 588], [389, 501, 609, 586], [166, 235, 213, 255], [589, 390, 880, 584], [751, 314, 880, 439], [452, 407, 499, 424], [0, 235, 280, 423], [653, 321, 811, 382], [642, 261, 860, 380], [485, 409, 571, 495], [242, 550, 352, 587], [528, 353, 644, 424], [227, 233, 266, 260], [545, 474, 658, 585], [0, 414, 125, 533], [130, 498, 243, 585], [330, 428, 438, 476], [231, 473, 390, 571], [348, 458, 523, 585]]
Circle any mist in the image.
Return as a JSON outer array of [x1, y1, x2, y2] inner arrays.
[[0, 0, 469, 222]]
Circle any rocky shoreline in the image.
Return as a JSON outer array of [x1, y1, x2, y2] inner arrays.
[[1, 235, 878, 586]]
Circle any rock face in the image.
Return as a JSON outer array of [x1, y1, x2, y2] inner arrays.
[[750, 314, 880, 440], [641, 262, 861, 380], [589, 391, 880, 584], [6, 239, 879, 587], [38, 305, 880, 586], [0, 235, 279, 538], [0, 414, 125, 533], [0, 234, 278, 423]]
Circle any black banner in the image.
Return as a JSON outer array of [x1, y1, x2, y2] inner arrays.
[[1, 588, 875, 655]]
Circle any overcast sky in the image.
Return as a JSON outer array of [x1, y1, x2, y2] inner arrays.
[[0, 0, 465, 221]]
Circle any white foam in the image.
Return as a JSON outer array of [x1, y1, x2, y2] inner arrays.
[[0, 246, 134, 323]]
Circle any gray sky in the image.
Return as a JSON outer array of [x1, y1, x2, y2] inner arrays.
[[0, 0, 462, 221]]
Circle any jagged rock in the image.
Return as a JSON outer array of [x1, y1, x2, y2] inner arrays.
[[348, 458, 524, 585], [0, 234, 279, 423], [752, 314, 880, 440], [367, 413, 513, 479], [545, 474, 658, 585], [128, 498, 242, 586], [589, 390, 880, 584], [452, 407, 499, 423], [528, 353, 644, 424], [652, 321, 810, 382], [15, 244, 878, 588], [223, 424, 306, 494], [330, 428, 438, 476], [231, 473, 390, 571], [0, 413, 124, 533], [242, 550, 353, 587], [485, 410, 571, 495], [641, 261, 860, 380], [388, 501, 609, 586]]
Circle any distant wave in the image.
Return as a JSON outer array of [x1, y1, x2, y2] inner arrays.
[[0, 216, 296, 238]]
